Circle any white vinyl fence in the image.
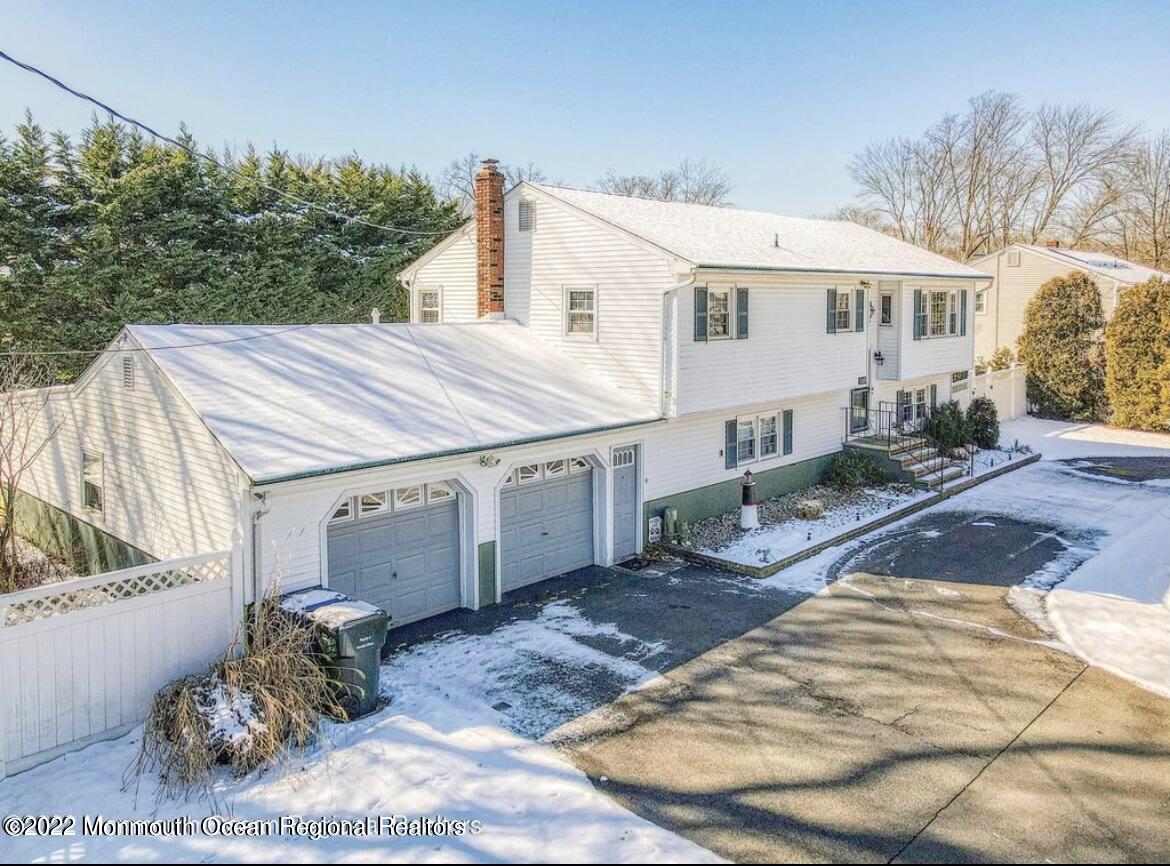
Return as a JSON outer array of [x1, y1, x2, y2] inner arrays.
[[0, 549, 243, 778], [954, 365, 1028, 422]]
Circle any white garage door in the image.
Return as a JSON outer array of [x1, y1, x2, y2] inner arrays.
[[326, 482, 461, 626], [499, 458, 594, 592]]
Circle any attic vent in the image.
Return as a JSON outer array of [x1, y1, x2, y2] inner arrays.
[[1006, 250, 1021, 267], [518, 199, 535, 232], [122, 354, 135, 389]]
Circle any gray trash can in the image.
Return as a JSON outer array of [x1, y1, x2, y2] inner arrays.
[[282, 589, 389, 719]]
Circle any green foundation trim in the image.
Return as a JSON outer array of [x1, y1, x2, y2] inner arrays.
[[7, 491, 154, 575], [643, 452, 837, 532], [477, 541, 497, 607]]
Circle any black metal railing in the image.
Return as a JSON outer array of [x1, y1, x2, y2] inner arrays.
[[842, 400, 969, 488]]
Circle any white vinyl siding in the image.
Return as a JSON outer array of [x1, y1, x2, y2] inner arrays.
[[972, 246, 1121, 363], [677, 278, 868, 416], [503, 191, 675, 408], [410, 229, 478, 322], [899, 283, 974, 381], [18, 344, 243, 560], [875, 280, 902, 381]]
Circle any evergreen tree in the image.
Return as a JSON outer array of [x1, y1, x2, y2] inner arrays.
[[0, 113, 463, 381], [1016, 271, 1107, 421], [1104, 277, 1170, 430]]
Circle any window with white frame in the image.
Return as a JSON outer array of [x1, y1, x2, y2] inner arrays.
[[759, 414, 778, 457], [565, 287, 596, 337], [518, 198, 535, 231], [81, 451, 103, 512], [329, 498, 353, 523], [836, 290, 852, 332], [394, 485, 423, 509], [359, 492, 388, 516], [516, 464, 541, 485], [915, 388, 928, 419], [899, 390, 913, 422], [427, 481, 455, 503], [736, 417, 757, 463], [975, 290, 987, 314], [708, 287, 731, 338], [929, 290, 949, 336], [418, 287, 442, 324], [569, 456, 591, 474], [880, 293, 893, 326]]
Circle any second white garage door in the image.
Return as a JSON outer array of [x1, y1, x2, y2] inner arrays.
[[499, 458, 595, 592]]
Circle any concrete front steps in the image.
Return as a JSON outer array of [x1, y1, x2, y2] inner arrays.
[[845, 435, 969, 489]]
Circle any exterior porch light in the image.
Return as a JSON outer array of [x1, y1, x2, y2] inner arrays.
[[874, 350, 885, 366], [479, 454, 501, 467]]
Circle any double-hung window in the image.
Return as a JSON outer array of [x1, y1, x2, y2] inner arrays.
[[836, 290, 852, 332], [975, 290, 987, 314], [759, 414, 779, 458], [418, 287, 442, 323], [915, 388, 928, 419], [708, 288, 731, 339], [736, 417, 757, 463], [81, 452, 103, 512], [565, 287, 596, 338], [929, 291, 949, 336]]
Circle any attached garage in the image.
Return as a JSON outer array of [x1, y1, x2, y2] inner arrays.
[[326, 481, 462, 626], [499, 457, 595, 592]]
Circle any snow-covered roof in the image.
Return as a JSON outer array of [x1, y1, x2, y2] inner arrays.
[[1016, 245, 1169, 286], [127, 322, 659, 483], [529, 184, 990, 280]]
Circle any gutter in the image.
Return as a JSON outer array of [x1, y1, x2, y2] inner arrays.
[[252, 416, 666, 487], [250, 491, 270, 613], [695, 263, 994, 281]]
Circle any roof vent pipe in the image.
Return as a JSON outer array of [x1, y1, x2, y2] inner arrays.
[[774, 233, 779, 248], [371, 307, 381, 324]]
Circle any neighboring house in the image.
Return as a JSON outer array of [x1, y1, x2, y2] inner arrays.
[[16, 160, 988, 629], [969, 242, 1170, 363]]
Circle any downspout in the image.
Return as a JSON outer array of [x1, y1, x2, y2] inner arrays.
[[250, 491, 270, 617], [660, 272, 697, 417]]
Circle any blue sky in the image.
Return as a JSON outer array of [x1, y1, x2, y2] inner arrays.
[[3, 0, 1169, 214]]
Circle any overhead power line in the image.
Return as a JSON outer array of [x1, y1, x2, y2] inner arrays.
[[0, 47, 456, 238]]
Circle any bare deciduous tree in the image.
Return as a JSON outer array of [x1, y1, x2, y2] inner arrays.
[[595, 158, 732, 206], [1114, 132, 1170, 269], [0, 357, 59, 594], [846, 92, 1144, 263], [437, 153, 548, 216]]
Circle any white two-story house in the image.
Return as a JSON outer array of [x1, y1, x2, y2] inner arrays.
[[16, 160, 989, 629]]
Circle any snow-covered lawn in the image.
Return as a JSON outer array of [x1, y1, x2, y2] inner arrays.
[[1001, 416, 1170, 459], [0, 601, 719, 864]]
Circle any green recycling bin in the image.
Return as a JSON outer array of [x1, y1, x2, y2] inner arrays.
[[284, 590, 389, 719]]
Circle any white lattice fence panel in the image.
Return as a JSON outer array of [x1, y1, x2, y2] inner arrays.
[[3, 556, 228, 626]]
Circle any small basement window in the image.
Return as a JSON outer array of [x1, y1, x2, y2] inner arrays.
[[81, 452, 103, 512]]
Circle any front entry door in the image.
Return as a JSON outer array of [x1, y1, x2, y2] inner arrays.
[[850, 387, 870, 434]]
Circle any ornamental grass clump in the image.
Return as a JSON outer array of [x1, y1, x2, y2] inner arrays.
[[131, 587, 343, 801]]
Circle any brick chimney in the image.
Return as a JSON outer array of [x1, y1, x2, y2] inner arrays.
[[475, 158, 505, 318], [1046, 239, 1061, 249]]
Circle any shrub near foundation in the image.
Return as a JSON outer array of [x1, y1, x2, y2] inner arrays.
[[827, 450, 888, 488]]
